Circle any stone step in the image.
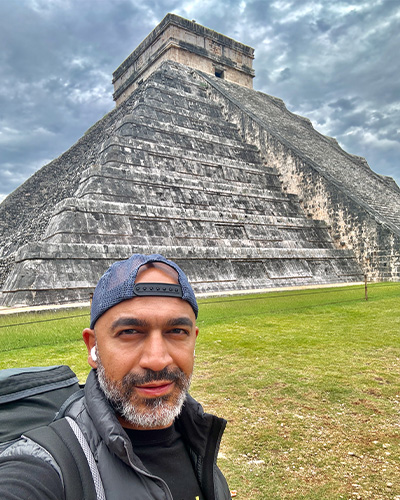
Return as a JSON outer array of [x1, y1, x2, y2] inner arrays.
[[47, 232, 336, 250], [45, 197, 330, 229], [75, 184, 302, 218], [135, 84, 225, 123], [129, 81, 257, 137], [141, 94, 225, 128], [112, 120, 261, 161], [152, 69, 217, 97], [95, 157, 281, 189], [100, 137, 266, 173], [143, 78, 223, 112], [117, 109, 244, 149], [12, 241, 359, 266], [132, 99, 240, 136], [44, 212, 334, 247], [145, 70, 213, 99], [367, 203, 400, 227], [44, 203, 334, 248], [141, 93, 233, 135], [115, 119, 259, 158], [76, 164, 289, 202], [99, 141, 272, 176]]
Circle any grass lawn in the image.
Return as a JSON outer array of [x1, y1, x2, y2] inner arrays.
[[1, 283, 400, 499]]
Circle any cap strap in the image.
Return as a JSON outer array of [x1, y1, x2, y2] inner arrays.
[[133, 283, 183, 298]]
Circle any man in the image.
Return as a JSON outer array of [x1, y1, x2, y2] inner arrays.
[[0, 253, 230, 500]]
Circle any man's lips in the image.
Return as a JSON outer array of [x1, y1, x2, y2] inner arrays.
[[135, 381, 174, 397]]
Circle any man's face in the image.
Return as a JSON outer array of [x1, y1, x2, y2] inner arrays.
[[83, 264, 198, 430]]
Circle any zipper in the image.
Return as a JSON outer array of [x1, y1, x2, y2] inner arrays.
[[123, 441, 174, 500]]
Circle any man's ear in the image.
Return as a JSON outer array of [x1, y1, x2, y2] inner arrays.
[[83, 328, 97, 368]]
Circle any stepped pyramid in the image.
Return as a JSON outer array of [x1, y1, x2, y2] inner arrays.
[[1, 13, 398, 307]]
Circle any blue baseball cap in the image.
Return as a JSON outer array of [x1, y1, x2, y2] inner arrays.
[[90, 254, 198, 328]]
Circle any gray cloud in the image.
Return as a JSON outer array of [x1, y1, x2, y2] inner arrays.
[[0, 0, 399, 202]]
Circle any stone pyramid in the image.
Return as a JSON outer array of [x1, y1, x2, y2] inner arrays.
[[0, 60, 363, 306], [1, 13, 397, 307]]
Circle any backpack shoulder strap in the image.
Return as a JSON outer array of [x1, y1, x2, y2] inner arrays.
[[64, 417, 106, 500], [55, 387, 85, 419], [26, 418, 98, 500]]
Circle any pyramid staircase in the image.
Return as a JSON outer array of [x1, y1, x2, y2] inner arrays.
[[203, 75, 400, 229], [1, 62, 363, 306]]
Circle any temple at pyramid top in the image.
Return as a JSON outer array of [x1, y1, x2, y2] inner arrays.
[[112, 13, 255, 105]]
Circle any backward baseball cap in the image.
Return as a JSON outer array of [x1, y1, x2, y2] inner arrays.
[[90, 254, 198, 328]]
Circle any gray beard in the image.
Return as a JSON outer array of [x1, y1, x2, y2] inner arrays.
[[96, 353, 191, 429]]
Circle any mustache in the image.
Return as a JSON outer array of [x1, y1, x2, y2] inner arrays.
[[121, 367, 185, 387]]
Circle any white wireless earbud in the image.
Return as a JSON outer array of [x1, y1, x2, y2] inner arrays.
[[91, 346, 97, 362]]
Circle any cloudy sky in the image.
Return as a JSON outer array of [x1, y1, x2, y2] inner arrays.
[[0, 0, 399, 202]]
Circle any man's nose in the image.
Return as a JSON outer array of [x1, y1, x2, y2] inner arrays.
[[139, 332, 174, 372]]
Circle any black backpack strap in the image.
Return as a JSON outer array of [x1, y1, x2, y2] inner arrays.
[[26, 418, 97, 500], [55, 388, 85, 420]]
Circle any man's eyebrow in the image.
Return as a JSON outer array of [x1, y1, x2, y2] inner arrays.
[[165, 317, 194, 328], [110, 317, 193, 329], [111, 317, 148, 329]]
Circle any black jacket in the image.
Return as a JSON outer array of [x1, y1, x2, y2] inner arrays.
[[66, 369, 231, 500]]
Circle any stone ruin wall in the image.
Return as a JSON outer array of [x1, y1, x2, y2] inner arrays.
[[270, 153, 400, 280], [199, 72, 400, 281], [0, 254, 16, 288], [0, 92, 143, 288]]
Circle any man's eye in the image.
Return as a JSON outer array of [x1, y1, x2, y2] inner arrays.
[[119, 329, 139, 335], [168, 328, 189, 335]]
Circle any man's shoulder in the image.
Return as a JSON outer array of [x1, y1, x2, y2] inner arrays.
[[1, 435, 60, 470], [0, 440, 63, 500]]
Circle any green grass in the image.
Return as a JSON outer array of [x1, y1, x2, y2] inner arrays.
[[0, 309, 91, 379], [1, 283, 400, 499]]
